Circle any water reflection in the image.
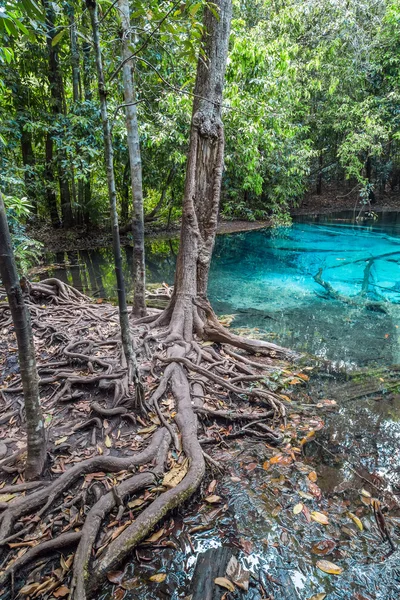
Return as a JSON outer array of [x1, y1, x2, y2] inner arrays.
[[39, 213, 400, 366]]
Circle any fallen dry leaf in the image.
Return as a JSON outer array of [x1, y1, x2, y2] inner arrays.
[[311, 511, 329, 525], [297, 373, 309, 381], [53, 586, 70, 598], [145, 528, 165, 543], [162, 459, 188, 488], [214, 576, 235, 592], [128, 497, 145, 509], [55, 436, 68, 446], [113, 588, 125, 600], [207, 479, 217, 494], [137, 425, 157, 434], [107, 571, 125, 584], [293, 502, 303, 515], [308, 594, 327, 600], [307, 481, 322, 500], [19, 583, 41, 596], [0, 493, 15, 503], [226, 556, 250, 591], [205, 494, 222, 504], [270, 454, 292, 466], [308, 471, 318, 482], [302, 504, 311, 523], [298, 491, 313, 500], [316, 560, 343, 575], [149, 573, 167, 583], [348, 512, 363, 531], [311, 539, 336, 556]]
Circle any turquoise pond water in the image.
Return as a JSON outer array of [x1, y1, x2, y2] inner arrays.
[[44, 211, 400, 368]]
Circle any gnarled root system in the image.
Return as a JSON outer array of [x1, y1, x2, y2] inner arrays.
[[0, 279, 298, 598]]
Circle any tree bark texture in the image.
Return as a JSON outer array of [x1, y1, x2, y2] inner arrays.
[[0, 192, 46, 480], [169, 0, 232, 340], [118, 0, 146, 318]]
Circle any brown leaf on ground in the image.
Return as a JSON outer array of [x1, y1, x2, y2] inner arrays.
[[53, 586, 70, 598], [149, 573, 167, 583], [214, 576, 235, 592], [308, 471, 318, 482], [311, 511, 329, 525], [162, 459, 188, 488], [107, 571, 125, 584], [316, 559, 343, 575], [311, 539, 336, 556], [226, 556, 250, 591], [205, 494, 222, 503]]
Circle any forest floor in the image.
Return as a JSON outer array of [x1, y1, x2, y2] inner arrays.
[[1, 284, 399, 598], [1, 285, 399, 597], [0, 279, 311, 598]]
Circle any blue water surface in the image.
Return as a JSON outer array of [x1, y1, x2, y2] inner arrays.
[[44, 211, 400, 367]]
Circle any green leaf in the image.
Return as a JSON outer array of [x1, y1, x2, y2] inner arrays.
[[51, 29, 66, 47]]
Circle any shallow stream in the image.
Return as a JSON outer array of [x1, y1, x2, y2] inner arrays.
[[38, 211, 400, 599]]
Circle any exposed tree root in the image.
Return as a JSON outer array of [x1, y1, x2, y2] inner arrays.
[[0, 280, 300, 598]]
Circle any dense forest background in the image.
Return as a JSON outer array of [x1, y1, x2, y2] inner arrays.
[[1, 0, 400, 257]]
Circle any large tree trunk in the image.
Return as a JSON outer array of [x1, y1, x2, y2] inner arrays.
[[118, 0, 146, 318], [86, 0, 141, 394], [168, 0, 232, 340], [0, 192, 46, 480], [42, 0, 74, 228]]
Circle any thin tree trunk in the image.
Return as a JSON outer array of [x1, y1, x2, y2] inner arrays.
[[316, 152, 323, 195], [68, 3, 84, 222], [44, 133, 60, 227], [118, 0, 146, 318], [69, 5, 80, 103], [82, 24, 93, 228], [0, 192, 46, 480], [20, 127, 37, 211], [86, 0, 141, 394], [145, 167, 175, 221], [42, 0, 74, 228], [169, 0, 232, 340]]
